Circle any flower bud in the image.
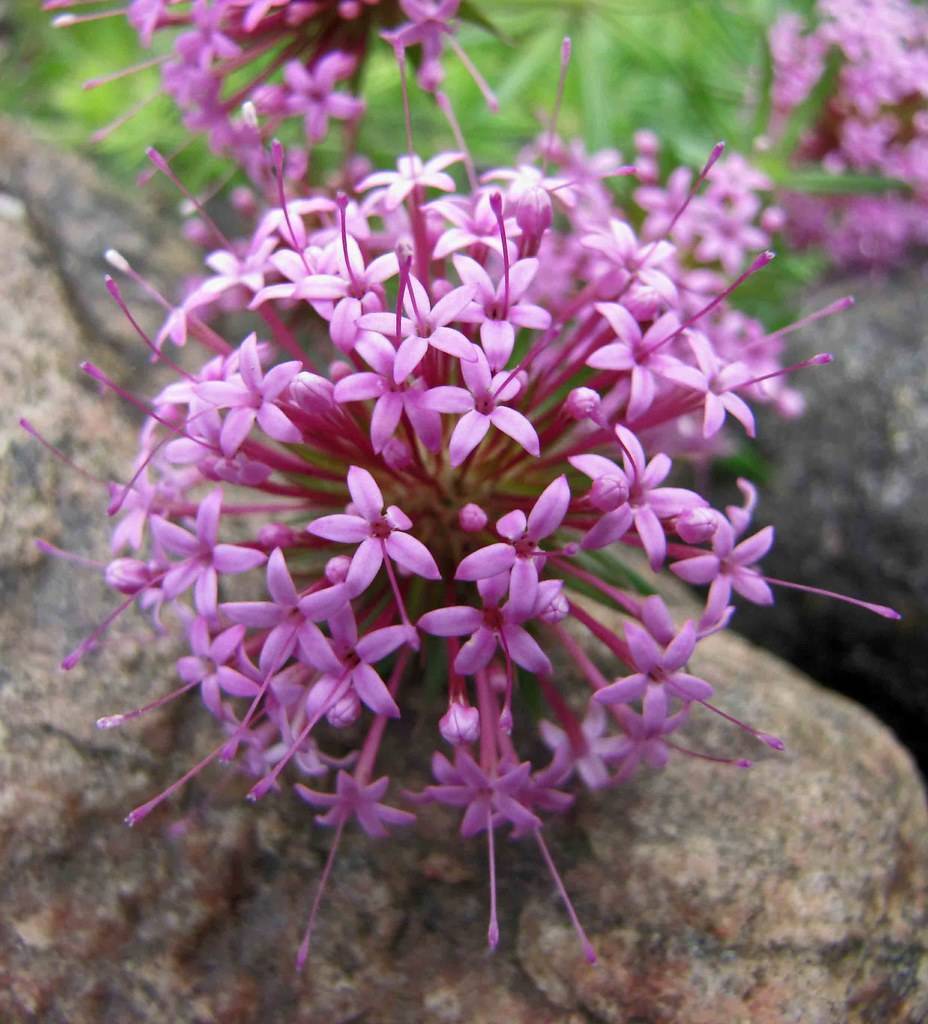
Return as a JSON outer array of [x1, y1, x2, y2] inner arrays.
[[459, 503, 488, 532], [761, 206, 786, 233], [565, 387, 600, 420], [382, 438, 413, 472], [325, 555, 352, 584], [634, 129, 660, 156], [329, 360, 352, 383], [327, 691, 361, 729], [439, 702, 480, 746], [258, 523, 297, 548], [291, 371, 334, 411], [676, 507, 719, 544], [105, 558, 153, 595], [537, 589, 569, 624], [487, 663, 507, 694], [590, 474, 629, 512], [515, 185, 552, 239]]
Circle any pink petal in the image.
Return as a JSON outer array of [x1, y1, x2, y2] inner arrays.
[[449, 410, 491, 466], [581, 506, 633, 550], [732, 526, 775, 566], [347, 466, 384, 520], [496, 509, 526, 541], [371, 392, 405, 452], [307, 514, 370, 543], [634, 505, 667, 570], [298, 583, 350, 619], [418, 606, 483, 636], [668, 672, 714, 701], [479, 320, 515, 371], [196, 489, 224, 549], [352, 663, 401, 717], [625, 621, 663, 674], [663, 621, 696, 671], [256, 402, 302, 444], [593, 673, 648, 705], [346, 537, 383, 595], [430, 283, 476, 327], [502, 624, 551, 675], [213, 544, 267, 573], [393, 334, 429, 383], [220, 405, 257, 456], [356, 624, 412, 664], [527, 475, 570, 539], [422, 386, 473, 414], [297, 622, 343, 674], [335, 372, 387, 403], [222, 601, 285, 628], [266, 547, 298, 607], [489, 406, 539, 457], [385, 531, 441, 580], [671, 554, 722, 585], [454, 627, 497, 675], [455, 542, 515, 581], [428, 327, 476, 360]]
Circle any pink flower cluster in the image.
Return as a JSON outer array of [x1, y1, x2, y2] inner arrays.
[[769, 0, 928, 266], [51, 108, 896, 966], [46, 0, 492, 183]]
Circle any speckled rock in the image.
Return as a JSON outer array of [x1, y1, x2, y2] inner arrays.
[[722, 266, 928, 772], [1, 125, 926, 1024]]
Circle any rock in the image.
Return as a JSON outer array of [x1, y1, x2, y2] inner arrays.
[[1, 124, 926, 1023], [721, 266, 928, 773]]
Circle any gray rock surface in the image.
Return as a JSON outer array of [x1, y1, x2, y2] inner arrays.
[[1, 123, 926, 1023], [723, 266, 928, 771]]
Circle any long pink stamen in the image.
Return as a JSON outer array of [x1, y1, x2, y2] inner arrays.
[[486, 808, 500, 950], [446, 34, 498, 112], [19, 418, 106, 485], [489, 192, 511, 316], [763, 575, 901, 619], [534, 828, 597, 964], [542, 36, 572, 174], [82, 53, 168, 90], [698, 700, 785, 750], [296, 818, 346, 972], [97, 677, 202, 729], [640, 250, 776, 359]]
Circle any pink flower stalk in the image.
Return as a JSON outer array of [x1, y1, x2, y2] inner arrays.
[[768, 0, 928, 267], [39, 86, 898, 966]]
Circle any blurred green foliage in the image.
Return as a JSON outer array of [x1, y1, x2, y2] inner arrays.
[[3, 1, 816, 182]]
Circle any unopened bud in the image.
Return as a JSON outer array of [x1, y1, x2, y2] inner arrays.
[[258, 523, 296, 548], [329, 360, 352, 383], [515, 185, 552, 239], [590, 474, 629, 512], [565, 387, 600, 420], [327, 691, 361, 728], [487, 663, 507, 694], [537, 589, 569, 624], [676, 507, 719, 544], [105, 558, 152, 595], [761, 206, 786, 233], [439, 702, 480, 746], [459, 503, 488, 532], [241, 100, 258, 129], [634, 129, 660, 156], [291, 371, 334, 410], [382, 437, 413, 471], [325, 555, 351, 584]]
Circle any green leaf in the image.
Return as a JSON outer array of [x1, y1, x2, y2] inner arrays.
[[777, 170, 910, 196], [458, 1, 512, 44]]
